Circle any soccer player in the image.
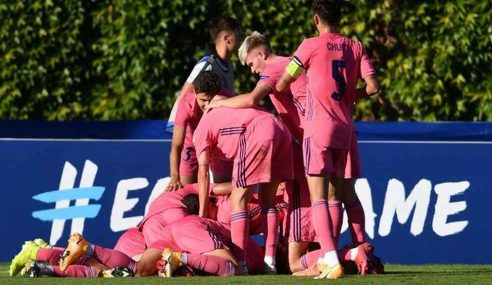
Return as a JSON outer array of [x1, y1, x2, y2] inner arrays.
[[165, 16, 240, 139], [276, 0, 380, 279], [206, 31, 306, 143], [193, 103, 293, 274], [179, 15, 240, 97], [166, 71, 233, 191]]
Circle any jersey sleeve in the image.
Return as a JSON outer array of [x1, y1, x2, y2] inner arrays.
[[174, 96, 191, 127], [186, 58, 213, 83], [359, 45, 375, 79], [293, 39, 312, 71], [258, 68, 279, 91], [193, 116, 213, 157]]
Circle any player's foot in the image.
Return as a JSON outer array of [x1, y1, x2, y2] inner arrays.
[[24, 260, 41, 278], [99, 267, 135, 278], [353, 242, 372, 275], [160, 248, 183, 278], [239, 264, 249, 275], [292, 264, 320, 277], [263, 263, 277, 275], [10, 241, 40, 277], [314, 263, 344, 279], [33, 238, 52, 249], [59, 233, 89, 271]]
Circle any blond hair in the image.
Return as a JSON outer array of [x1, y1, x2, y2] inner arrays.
[[238, 31, 271, 65]]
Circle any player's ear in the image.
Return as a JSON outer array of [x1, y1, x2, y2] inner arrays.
[[313, 14, 320, 26]]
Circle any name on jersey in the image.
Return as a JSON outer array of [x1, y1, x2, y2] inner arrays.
[[327, 43, 349, 51]]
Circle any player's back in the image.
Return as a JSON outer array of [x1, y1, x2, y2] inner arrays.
[[194, 107, 280, 160], [296, 33, 367, 148]]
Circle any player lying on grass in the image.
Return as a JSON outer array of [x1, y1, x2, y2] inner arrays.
[[15, 215, 273, 278]]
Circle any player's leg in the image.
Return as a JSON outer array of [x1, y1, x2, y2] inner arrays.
[[304, 141, 343, 279], [161, 248, 237, 277], [328, 175, 344, 245], [135, 248, 162, 277], [230, 185, 254, 273], [259, 179, 282, 273], [342, 179, 366, 245], [288, 241, 310, 273]]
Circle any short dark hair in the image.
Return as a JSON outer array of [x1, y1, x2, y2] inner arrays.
[[312, 0, 342, 27], [182, 194, 199, 215], [208, 16, 240, 41], [193, 71, 221, 95]]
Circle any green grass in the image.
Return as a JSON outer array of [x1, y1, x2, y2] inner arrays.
[[2, 263, 492, 285]]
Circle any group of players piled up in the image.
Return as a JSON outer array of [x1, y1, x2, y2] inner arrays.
[[10, 0, 384, 279]]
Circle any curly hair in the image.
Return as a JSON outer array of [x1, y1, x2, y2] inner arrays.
[[312, 0, 342, 27], [193, 71, 221, 95]]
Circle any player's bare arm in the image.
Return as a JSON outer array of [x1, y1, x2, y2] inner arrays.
[[276, 56, 304, 92], [207, 83, 271, 110], [166, 125, 186, 192], [197, 150, 211, 218], [356, 74, 381, 100]]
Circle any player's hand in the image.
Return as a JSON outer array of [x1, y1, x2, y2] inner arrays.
[[205, 100, 221, 112], [165, 176, 182, 192]]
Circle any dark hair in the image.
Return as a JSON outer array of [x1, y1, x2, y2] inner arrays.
[[312, 0, 342, 27], [182, 194, 199, 215], [208, 16, 240, 41], [193, 71, 221, 95]]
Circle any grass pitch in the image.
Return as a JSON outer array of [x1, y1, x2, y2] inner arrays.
[[1, 263, 492, 285]]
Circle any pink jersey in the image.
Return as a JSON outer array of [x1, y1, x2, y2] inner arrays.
[[259, 56, 307, 142], [139, 184, 199, 229], [193, 107, 293, 187], [175, 90, 202, 150], [174, 89, 233, 175], [294, 32, 375, 148]]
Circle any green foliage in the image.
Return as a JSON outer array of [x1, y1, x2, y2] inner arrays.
[[1, 0, 491, 121]]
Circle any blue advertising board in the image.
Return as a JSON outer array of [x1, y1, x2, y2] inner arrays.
[[1, 120, 491, 264]]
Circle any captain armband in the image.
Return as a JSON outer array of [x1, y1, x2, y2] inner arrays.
[[286, 56, 304, 79]]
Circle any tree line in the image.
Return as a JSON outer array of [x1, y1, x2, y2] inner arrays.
[[1, 0, 491, 121]]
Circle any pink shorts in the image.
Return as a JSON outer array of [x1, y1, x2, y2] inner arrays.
[[113, 227, 146, 259], [170, 216, 232, 254], [344, 132, 361, 179], [283, 179, 316, 243], [180, 144, 233, 178], [303, 135, 348, 177], [233, 122, 293, 188], [179, 142, 198, 176], [210, 155, 233, 179]]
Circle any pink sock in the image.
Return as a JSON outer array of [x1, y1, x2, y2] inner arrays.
[[311, 200, 336, 253], [346, 201, 366, 245], [300, 249, 321, 269], [262, 207, 279, 259], [186, 254, 236, 276], [52, 265, 97, 277], [328, 200, 343, 246], [230, 211, 249, 264], [36, 248, 64, 265], [90, 245, 136, 271]]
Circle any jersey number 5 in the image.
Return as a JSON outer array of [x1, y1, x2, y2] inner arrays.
[[331, 60, 346, 101]]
